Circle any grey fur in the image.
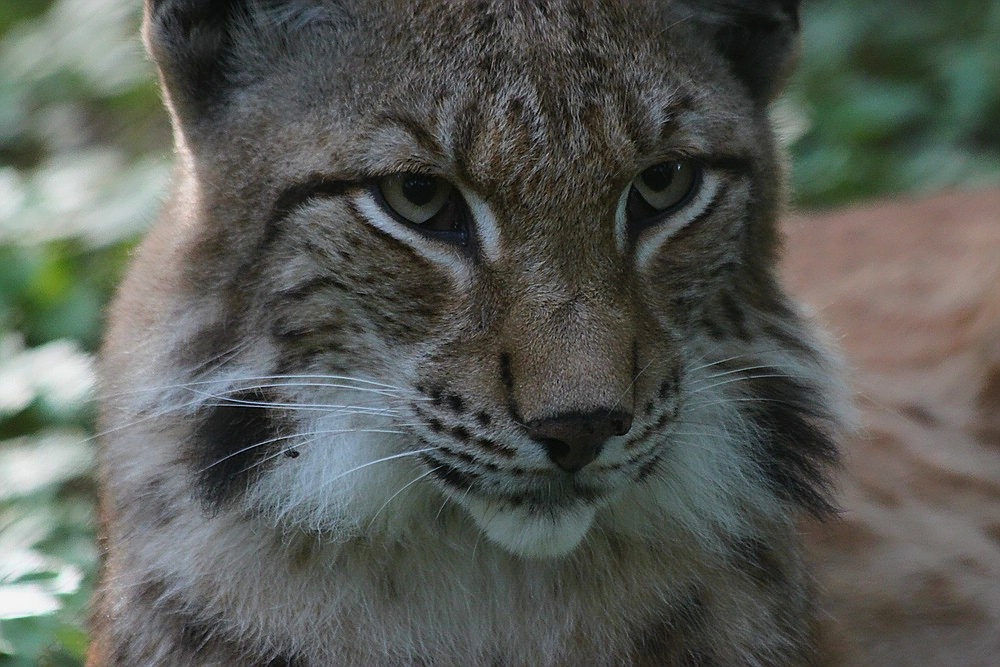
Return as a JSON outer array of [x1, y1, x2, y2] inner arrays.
[[90, 1, 848, 665]]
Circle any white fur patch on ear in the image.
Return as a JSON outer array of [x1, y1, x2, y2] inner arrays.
[[461, 497, 597, 558]]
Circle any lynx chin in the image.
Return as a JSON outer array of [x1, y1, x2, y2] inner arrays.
[[90, 0, 850, 665]]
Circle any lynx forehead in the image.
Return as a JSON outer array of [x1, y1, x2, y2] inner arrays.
[[90, 1, 847, 665]]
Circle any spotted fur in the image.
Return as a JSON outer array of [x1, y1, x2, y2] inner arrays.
[[90, 1, 849, 665]]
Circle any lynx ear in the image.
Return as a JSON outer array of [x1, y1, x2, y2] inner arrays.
[[143, 0, 250, 119], [143, 0, 344, 126], [676, 0, 801, 102]]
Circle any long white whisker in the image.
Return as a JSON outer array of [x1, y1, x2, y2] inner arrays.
[[683, 346, 791, 375], [686, 353, 758, 375], [197, 399, 403, 417], [318, 447, 440, 490], [434, 494, 452, 523], [88, 386, 414, 446], [198, 427, 413, 473], [368, 468, 439, 530], [229, 424, 425, 476], [608, 357, 656, 414], [97, 373, 416, 402], [687, 373, 796, 396], [205, 382, 414, 399], [700, 364, 784, 381], [686, 396, 816, 410], [185, 388, 408, 413]]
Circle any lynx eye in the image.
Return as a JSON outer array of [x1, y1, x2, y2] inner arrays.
[[626, 160, 701, 229], [378, 173, 452, 224], [374, 172, 469, 245]]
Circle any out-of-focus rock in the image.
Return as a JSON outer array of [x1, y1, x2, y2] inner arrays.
[[784, 188, 1000, 666]]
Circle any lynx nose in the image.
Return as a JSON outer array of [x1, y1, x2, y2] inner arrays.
[[530, 410, 633, 472]]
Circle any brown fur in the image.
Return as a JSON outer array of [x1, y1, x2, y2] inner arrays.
[[91, 1, 847, 665]]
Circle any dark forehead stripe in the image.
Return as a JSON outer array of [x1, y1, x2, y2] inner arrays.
[[434, 14, 709, 185], [190, 388, 291, 509], [701, 154, 753, 174], [235, 177, 352, 288]]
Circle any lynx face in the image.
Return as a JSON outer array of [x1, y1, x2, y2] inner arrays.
[[93, 1, 847, 664]]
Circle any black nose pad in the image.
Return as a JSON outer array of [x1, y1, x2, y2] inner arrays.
[[529, 410, 633, 472]]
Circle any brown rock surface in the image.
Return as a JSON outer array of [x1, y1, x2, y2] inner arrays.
[[783, 189, 1000, 666]]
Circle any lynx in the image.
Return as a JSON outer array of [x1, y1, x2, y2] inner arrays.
[[89, 0, 850, 665]]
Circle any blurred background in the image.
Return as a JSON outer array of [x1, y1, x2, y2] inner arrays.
[[0, 0, 998, 664]]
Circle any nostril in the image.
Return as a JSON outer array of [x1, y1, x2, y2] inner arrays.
[[529, 409, 633, 473], [610, 413, 633, 436], [537, 435, 597, 473], [537, 437, 571, 460]]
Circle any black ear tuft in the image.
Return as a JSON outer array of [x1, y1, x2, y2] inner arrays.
[[677, 0, 801, 102], [144, 0, 250, 118]]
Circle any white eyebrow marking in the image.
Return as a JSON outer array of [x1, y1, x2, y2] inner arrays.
[[462, 188, 502, 262]]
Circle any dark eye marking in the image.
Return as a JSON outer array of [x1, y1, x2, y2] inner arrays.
[[264, 171, 474, 252], [270, 177, 351, 227], [372, 172, 472, 247]]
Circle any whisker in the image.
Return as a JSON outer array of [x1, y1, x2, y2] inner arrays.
[[87, 387, 418, 453], [608, 357, 657, 415], [198, 427, 413, 474], [204, 382, 416, 400], [683, 346, 792, 376], [700, 364, 786, 381], [433, 493, 452, 523], [318, 447, 441, 491], [197, 399, 403, 417], [685, 396, 822, 411], [97, 373, 417, 402], [687, 373, 797, 396], [686, 353, 760, 375], [185, 387, 407, 414], [367, 467, 440, 530]]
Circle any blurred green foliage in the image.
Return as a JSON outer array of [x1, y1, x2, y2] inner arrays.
[[0, 0, 998, 664], [787, 0, 1000, 205], [1, 1, 167, 664]]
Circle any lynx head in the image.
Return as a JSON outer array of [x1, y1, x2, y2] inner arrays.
[[119, 0, 841, 559]]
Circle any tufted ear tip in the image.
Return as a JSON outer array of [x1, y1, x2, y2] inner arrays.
[[676, 0, 802, 103]]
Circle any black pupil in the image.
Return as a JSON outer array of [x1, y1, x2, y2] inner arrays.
[[402, 175, 439, 206], [641, 162, 678, 191]]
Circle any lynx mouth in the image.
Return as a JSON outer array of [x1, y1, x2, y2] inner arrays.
[[458, 494, 598, 558], [419, 452, 610, 556]]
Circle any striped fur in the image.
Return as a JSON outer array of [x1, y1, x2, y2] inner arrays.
[[90, 1, 848, 665]]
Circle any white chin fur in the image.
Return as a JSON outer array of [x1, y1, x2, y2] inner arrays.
[[461, 497, 597, 558]]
